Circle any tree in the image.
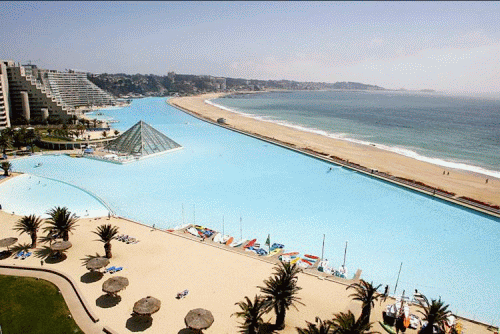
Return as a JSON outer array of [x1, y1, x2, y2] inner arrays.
[[329, 311, 376, 334], [14, 214, 43, 248], [296, 317, 331, 334], [233, 295, 268, 334], [25, 129, 37, 153], [44, 206, 78, 241], [347, 280, 382, 326], [77, 124, 86, 138], [1, 161, 12, 176], [418, 298, 451, 334], [92, 224, 119, 258], [0, 131, 12, 154], [259, 262, 304, 330]]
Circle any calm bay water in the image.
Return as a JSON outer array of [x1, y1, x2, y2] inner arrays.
[[3, 97, 500, 323], [213, 91, 500, 178]]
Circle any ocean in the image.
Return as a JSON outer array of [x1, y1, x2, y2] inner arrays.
[[211, 90, 500, 178]]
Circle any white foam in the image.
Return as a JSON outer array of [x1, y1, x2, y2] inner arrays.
[[205, 99, 500, 179]]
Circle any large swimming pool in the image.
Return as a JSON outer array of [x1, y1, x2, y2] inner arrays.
[[3, 98, 499, 323]]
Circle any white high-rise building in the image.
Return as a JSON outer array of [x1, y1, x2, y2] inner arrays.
[[0, 62, 11, 129]]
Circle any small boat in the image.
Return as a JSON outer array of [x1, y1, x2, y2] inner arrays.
[[244, 239, 257, 249], [379, 321, 396, 334], [173, 223, 190, 230], [230, 239, 247, 248], [301, 259, 313, 266], [187, 227, 201, 237], [225, 236, 234, 246], [266, 248, 282, 257], [34, 162, 42, 168], [304, 254, 319, 261], [298, 259, 312, 269], [213, 233, 222, 243], [270, 243, 284, 251], [281, 252, 299, 257]]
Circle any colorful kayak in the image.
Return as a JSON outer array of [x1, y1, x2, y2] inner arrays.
[[244, 239, 257, 249], [304, 254, 319, 261], [301, 259, 313, 266], [281, 252, 299, 257], [379, 322, 396, 334], [290, 257, 301, 264], [225, 236, 234, 245], [267, 248, 282, 257]]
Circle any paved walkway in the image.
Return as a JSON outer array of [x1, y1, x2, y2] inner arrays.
[[0, 265, 104, 334]]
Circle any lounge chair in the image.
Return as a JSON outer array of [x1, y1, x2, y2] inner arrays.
[[22, 252, 32, 259], [176, 289, 189, 299], [14, 251, 25, 259], [110, 266, 123, 274], [126, 238, 138, 244], [103, 266, 116, 273]]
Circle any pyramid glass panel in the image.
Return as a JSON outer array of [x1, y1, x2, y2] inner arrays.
[[106, 120, 182, 158]]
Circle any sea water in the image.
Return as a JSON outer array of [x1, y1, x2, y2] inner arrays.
[[212, 90, 500, 178], [4, 98, 500, 323]]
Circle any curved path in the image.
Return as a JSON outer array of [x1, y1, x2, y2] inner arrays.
[[0, 264, 111, 334]]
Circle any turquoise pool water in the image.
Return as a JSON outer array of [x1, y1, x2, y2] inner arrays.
[[0, 173, 109, 218], [3, 98, 499, 323]]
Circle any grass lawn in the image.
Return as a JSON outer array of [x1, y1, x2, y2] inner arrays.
[[0, 275, 84, 334]]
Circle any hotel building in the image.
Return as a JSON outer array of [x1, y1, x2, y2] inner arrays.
[[0, 60, 116, 127]]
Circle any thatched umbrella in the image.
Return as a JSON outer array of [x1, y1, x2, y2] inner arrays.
[[133, 296, 161, 316], [50, 240, 72, 251], [185, 308, 214, 330], [50, 240, 72, 258], [102, 276, 129, 296], [0, 237, 18, 251], [86, 257, 110, 271]]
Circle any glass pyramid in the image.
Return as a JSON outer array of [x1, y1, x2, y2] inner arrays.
[[106, 120, 182, 157]]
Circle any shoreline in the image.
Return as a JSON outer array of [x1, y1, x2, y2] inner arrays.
[[168, 92, 500, 211]]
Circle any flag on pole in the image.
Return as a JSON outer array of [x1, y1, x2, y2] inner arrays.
[[265, 234, 270, 246]]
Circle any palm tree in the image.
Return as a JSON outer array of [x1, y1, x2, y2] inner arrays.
[[25, 129, 37, 153], [14, 214, 43, 248], [329, 311, 377, 334], [1, 161, 12, 176], [296, 317, 331, 334], [0, 131, 12, 154], [44, 206, 78, 241], [347, 280, 382, 326], [232, 295, 268, 334], [259, 262, 304, 330], [418, 298, 451, 334], [92, 224, 119, 258]]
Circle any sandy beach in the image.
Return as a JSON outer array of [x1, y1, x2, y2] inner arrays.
[[0, 210, 492, 333], [169, 93, 500, 208]]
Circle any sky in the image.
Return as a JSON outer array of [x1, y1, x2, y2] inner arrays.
[[1, 1, 499, 93]]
